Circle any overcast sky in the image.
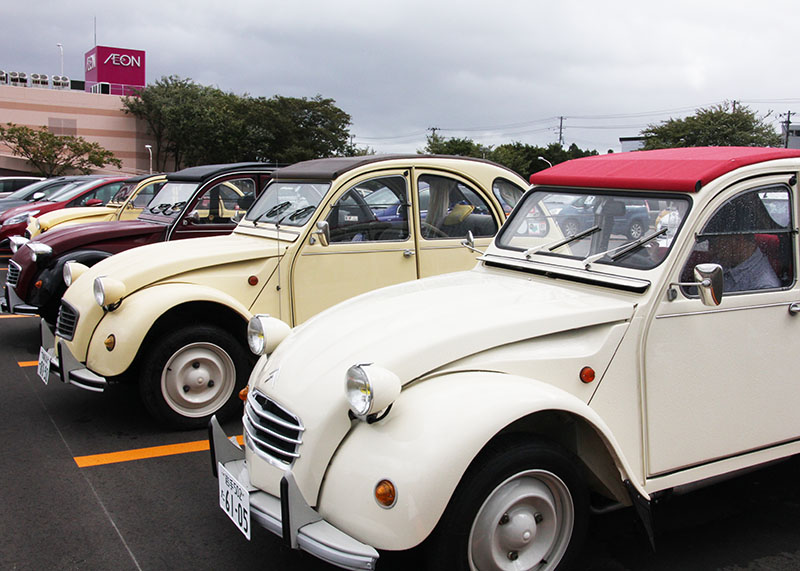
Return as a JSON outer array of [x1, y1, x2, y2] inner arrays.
[[4, 0, 800, 155]]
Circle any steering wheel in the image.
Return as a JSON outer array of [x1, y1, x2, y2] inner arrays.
[[420, 222, 449, 238]]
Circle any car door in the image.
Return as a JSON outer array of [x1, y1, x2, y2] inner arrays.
[[413, 169, 502, 277], [170, 175, 261, 240], [644, 179, 800, 476], [291, 170, 418, 324]]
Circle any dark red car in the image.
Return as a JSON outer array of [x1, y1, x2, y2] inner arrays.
[[0, 176, 127, 249], [4, 163, 274, 323]]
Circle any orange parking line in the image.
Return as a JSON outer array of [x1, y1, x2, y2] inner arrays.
[[0, 314, 35, 319], [74, 435, 245, 468], [18, 361, 37, 367]]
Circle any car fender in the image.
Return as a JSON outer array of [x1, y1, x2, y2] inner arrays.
[[86, 282, 254, 377], [316, 370, 640, 551]]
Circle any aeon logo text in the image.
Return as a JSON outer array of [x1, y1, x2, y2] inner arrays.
[[103, 53, 142, 68]]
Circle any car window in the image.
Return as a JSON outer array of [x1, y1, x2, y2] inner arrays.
[[492, 178, 525, 215], [681, 185, 794, 294], [417, 174, 498, 239], [68, 181, 123, 206], [131, 181, 165, 208], [189, 177, 257, 225], [325, 175, 409, 242]]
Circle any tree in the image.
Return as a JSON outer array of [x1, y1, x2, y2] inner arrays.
[[641, 102, 781, 149], [0, 123, 122, 177], [419, 132, 493, 158]]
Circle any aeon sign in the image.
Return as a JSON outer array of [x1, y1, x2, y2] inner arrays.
[[84, 45, 146, 96]]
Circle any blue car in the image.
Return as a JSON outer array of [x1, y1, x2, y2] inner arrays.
[[553, 195, 651, 239]]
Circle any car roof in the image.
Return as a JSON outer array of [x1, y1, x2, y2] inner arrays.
[[271, 155, 515, 181], [166, 163, 275, 183], [529, 147, 800, 193]]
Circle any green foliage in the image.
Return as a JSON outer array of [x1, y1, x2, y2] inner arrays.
[[123, 77, 355, 169], [0, 123, 122, 177], [420, 133, 597, 178], [641, 102, 781, 149]]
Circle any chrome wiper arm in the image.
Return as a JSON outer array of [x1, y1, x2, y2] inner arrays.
[[524, 225, 600, 258], [583, 227, 667, 269]]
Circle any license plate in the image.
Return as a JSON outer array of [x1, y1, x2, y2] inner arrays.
[[37, 347, 52, 385], [218, 463, 251, 539]]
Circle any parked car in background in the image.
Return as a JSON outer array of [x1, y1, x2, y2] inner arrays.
[[4, 164, 273, 324], [553, 194, 652, 239], [0, 177, 127, 251], [0, 176, 44, 198], [0, 175, 103, 217], [25, 173, 166, 239], [42, 155, 526, 429], [210, 146, 800, 570]]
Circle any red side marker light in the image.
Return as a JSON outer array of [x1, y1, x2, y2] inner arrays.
[[579, 366, 595, 384], [248, 275, 258, 286]]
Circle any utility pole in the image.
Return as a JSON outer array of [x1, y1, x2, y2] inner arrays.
[[558, 116, 564, 147], [780, 111, 795, 148]]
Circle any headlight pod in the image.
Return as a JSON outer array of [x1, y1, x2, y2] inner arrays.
[[8, 235, 29, 253], [247, 314, 291, 355], [27, 242, 52, 262], [93, 276, 126, 309], [63, 261, 89, 287], [345, 363, 401, 422], [4, 210, 38, 226]]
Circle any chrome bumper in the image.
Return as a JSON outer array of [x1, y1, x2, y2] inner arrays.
[[209, 416, 379, 571], [41, 319, 108, 392]]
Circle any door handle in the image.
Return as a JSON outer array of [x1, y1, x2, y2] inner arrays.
[[789, 302, 800, 316], [403, 249, 415, 258]]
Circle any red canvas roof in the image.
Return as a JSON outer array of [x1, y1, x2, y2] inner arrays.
[[530, 147, 800, 192]]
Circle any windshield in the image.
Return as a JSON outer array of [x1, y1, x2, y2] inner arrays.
[[140, 181, 199, 217], [245, 181, 330, 226], [497, 189, 691, 270], [110, 181, 141, 204], [46, 179, 106, 202], [6, 178, 62, 200]]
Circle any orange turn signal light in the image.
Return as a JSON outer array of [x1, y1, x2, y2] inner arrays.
[[239, 386, 249, 402], [34, 280, 43, 289], [579, 366, 596, 383], [374, 479, 397, 508], [103, 334, 116, 351]]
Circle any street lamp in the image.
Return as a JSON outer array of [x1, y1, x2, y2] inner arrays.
[[56, 43, 63, 76], [145, 145, 153, 174], [537, 156, 553, 168]]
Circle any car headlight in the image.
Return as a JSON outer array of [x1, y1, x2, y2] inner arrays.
[[63, 261, 89, 287], [93, 276, 126, 309], [345, 363, 401, 422], [8, 235, 29, 253], [4, 210, 38, 226], [247, 314, 291, 355], [27, 242, 52, 262]]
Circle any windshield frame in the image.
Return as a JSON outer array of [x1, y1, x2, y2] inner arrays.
[[495, 186, 692, 271], [244, 179, 331, 227], [137, 181, 200, 223]]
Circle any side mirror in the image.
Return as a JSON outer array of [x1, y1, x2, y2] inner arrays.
[[183, 210, 200, 225], [668, 262, 724, 306], [85, 199, 103, 207], [460, 230, 483, 254], [32, 192, 45, 201], [312, 220, 330, 247]]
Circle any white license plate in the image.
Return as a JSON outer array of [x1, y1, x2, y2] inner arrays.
[[37, 347, 52, 385], [218, 463, 251, 539]]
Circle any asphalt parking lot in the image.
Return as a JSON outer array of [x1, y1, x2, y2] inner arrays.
[[2, 257, 800, 570]]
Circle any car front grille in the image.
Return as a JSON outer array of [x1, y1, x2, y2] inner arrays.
[[55, 301, 79, 341], [6, 261, 21, 287], [244, 390, 303, 467]]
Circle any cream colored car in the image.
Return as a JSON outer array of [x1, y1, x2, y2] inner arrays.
[[43, 156, 527, 428], [211, 146, 800, 570], [26, 173, 165, 238]]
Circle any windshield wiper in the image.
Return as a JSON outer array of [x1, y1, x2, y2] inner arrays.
[[582, 227, 667, 269], [287, 205, 317, 221], [261, 201, 292, 220], [524, 225, 600, 258]]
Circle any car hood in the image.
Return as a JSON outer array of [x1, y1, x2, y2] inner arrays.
[[37, 219, 162, 249], [36, 206, 118, 231], [72, 232, 282, 296], [259, 267, 636, 398], [1, 201, 58, 221]]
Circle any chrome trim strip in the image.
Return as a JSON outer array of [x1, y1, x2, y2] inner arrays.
[[243, 416, 300, 459], [300, 248, 411, 256], [245, 397, 306, 433], [656, 300, 796, 319], [244, 406, 303, 446]]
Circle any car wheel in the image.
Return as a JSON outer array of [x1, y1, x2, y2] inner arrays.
[[627, 219, 646, 239], [427, 439, 587, 571], [561, 218, 580, 236], [139, 324, 249, 430]]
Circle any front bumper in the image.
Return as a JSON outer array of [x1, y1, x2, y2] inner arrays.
[[3, 283, 39, 315], [209, 416, 379, 571], [41, 319, 108, 392]]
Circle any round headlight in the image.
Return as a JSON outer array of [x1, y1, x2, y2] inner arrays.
[[93, 276, 126, 308], [27, 242, 52, 262], [8, 235, 29, 253], [63, 261, 89, 287], [345, 363, 401, 421], [246, 314, 291, 356]]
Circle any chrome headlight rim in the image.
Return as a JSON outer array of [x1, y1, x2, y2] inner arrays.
[[93, 276, 126, 309], [27, 242, 53, 262], [63, 260, 88, 288], [345, 363, 401, 422], [246, 314, 291, 356], [247, 315, 266, 355], [8, 235, 29, 253]]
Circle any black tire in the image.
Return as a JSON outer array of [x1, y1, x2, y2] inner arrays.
[[427, 438, 588, 571], [627, 219, 646, 240], [561, 218, 580, 237], [139, 324, 250, 430]]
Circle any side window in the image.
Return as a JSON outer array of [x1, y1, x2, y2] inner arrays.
[[492, 178, 525, 215], [131, 181, 165, 208], [418, 174, 498, 239], [191, 177, 256, 224], [681, 186, 793, 294], [325, 176, 409, 243], [70, 182, 121, 206]]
